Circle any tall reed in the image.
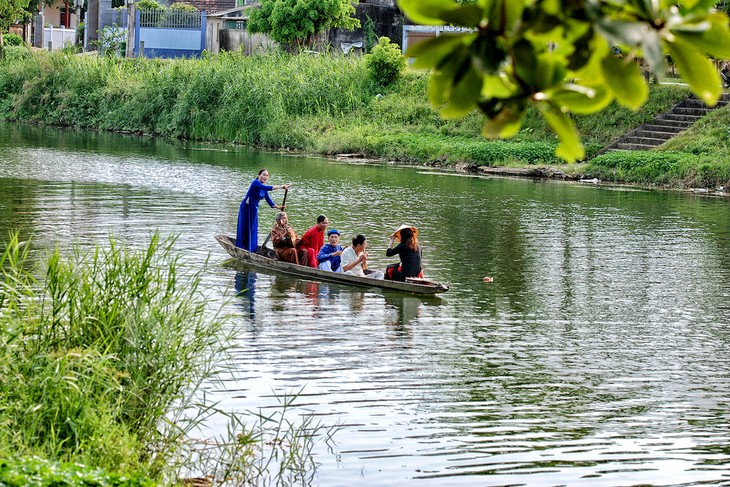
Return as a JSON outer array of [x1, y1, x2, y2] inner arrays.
[[0, 232, 341, 484], [0, 232, 233, 477]]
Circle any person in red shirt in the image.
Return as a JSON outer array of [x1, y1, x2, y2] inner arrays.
[[297, 215, 329, 267]]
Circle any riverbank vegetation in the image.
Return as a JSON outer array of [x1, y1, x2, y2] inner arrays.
[[0, 232, 335, 484], [0, 46, 728, 188]]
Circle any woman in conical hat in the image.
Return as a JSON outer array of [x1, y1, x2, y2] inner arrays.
[[390, 224, 419, 242], [385, 224, 423, 281]]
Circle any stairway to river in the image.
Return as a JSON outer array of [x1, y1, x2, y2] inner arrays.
[[603, 92, 730, 152]]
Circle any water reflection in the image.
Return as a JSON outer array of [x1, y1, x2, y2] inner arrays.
[[234, 270, 257, 319]]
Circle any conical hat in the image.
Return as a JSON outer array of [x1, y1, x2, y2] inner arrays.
[[391, 224, 419, 241]]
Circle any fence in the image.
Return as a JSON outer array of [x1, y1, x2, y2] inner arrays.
[[43, 25, 76, 50], [139, 9, 202, 29], [101, 8, 128, 29], [134, 9, 206, 58]]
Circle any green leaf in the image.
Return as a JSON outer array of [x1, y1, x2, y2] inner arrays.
[[512, 40, 539, 86], [399, 0, 465, 26], [470, 34, 506, 75], [441, 66, 483, 118], [536, 102, 584, 162], [595, 20, 649, 47], [441, 4, 484, 28], [601, 54, 648, 110], [407, 34, 473, 69], [665, 37, 721, 105], [539, 83, 613, 115], [486, 0, 526, 33], [639, 30, 664, 75], [481, 100, 526, 139], [671, 15, 730, 59], [534, 53, 567, 90], [426, 44, 470, 105], [481, 74, 518, 98]]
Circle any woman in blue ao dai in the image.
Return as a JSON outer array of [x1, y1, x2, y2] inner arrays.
[[236, 168, 289, 251]]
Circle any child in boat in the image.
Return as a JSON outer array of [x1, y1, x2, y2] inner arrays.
[[317, 229, 345, 272]]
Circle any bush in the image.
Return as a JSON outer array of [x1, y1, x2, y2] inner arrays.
[[136, 0, 162, 10], [365, 37, 406, 87], [3, 33, 23, 46]]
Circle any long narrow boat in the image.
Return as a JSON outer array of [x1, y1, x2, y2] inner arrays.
[[215, 235, 448, 295]]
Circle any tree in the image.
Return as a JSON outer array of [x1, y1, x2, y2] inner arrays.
[[398, 0, 730, 162], [247, 0, 360, 50], [0, 0, 31, 59]]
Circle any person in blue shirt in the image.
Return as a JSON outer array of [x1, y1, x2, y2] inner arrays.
[[317, 229, 345, 272], [236, 168, 289, 251]]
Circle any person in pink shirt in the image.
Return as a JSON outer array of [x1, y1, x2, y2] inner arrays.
[[297, 215, 329, 268]]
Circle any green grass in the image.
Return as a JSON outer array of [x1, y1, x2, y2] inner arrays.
[[585, 103, 730, 188]]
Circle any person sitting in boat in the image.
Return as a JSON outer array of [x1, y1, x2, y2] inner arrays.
[[297, 214, 329, 268], [341, 234, 384, 279], [384, 225, 423, 281], [270, 212, 309, 266], [317, 228, 345, 272]]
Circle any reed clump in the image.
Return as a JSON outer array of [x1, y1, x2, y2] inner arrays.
[[0, 231, 340, 484], [0, 232, 232, 478]]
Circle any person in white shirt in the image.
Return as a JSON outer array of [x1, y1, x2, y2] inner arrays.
[[340, 234, 384, 279]]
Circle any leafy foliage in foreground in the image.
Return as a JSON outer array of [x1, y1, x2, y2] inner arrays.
[[398, 0, 730, 161]]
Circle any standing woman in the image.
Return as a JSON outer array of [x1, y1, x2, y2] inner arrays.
[[385, 225, 423, 281], [236, 168, 290, 251]]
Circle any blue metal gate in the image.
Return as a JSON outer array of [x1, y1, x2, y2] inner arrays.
[[134, 9, 206, 58]]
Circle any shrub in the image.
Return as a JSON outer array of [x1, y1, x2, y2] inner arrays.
[[136, 0, 162, 10], [3, 33, 23, 46], [365, 37, 406, 87], [168, 1, 198, 11]]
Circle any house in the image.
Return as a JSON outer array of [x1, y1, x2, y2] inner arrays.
[[32, 0, 82, 49], [206, 5, 276, 54], [209, 0, 403, 56]]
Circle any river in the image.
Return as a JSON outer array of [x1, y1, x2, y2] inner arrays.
[[2, 123, 730, 486]]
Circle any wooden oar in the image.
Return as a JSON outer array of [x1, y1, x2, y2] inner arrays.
[[258, 188, 289, 252]]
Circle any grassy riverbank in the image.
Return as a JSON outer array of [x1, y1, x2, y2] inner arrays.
[[1, 46, 728, 189]]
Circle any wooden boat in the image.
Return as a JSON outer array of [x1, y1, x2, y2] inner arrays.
[[215, 235, 448, 295]]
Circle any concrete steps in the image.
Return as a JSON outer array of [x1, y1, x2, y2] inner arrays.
[[603, 92, 730, 152]]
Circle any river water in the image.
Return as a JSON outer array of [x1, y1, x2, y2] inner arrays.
[[2, 123, 730, 486]]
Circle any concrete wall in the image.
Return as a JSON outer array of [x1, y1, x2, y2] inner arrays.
[[329, 3, 404, 53], [218, 28, 276, 55]]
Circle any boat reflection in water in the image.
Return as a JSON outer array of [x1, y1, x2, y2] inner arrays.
[[234, 271, 257, 319]]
